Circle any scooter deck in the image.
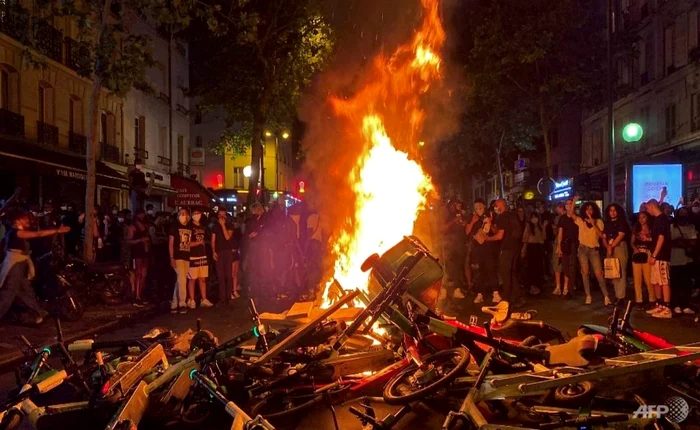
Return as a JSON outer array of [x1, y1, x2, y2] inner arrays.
[[105, 343, 169, 399], [478, 342, 700, 400], [104, 381, 149, 430], [251, 290, 359, 367]]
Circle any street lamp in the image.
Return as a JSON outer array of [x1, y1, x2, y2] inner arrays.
[[281, 132, 290, 139], [265, 131, 272, 137], [622, 123, 643, 143], [243, 165, 252, 178]]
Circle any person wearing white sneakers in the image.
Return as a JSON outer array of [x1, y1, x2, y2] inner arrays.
[[569, 201, 609, 306], [169, 208, 192, 314], [466, 199, 490, 304], [646, 199, 673, 319], [188, 209, 213, 309]]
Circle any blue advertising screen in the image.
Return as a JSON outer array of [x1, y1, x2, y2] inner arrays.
[[632, 164, 683, 212]]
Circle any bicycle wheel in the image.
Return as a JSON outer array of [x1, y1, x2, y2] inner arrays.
[[383, 347, 470, 406], [250, 387, 324, 426]]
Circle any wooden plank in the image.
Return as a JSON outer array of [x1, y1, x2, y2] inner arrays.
[[251, 290, 360, 367], [287, 302, 314, 318]]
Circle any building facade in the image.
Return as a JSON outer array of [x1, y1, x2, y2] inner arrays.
[[191, 109, 297, 212], [580, 0, 700, 209], [0, 3, 198, 212]]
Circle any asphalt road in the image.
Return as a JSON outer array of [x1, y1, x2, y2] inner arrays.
[[1, 288, 698, 430]]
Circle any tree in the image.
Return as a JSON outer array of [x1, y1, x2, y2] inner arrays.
[[191, 0, 333, 205], [21, 0, 218, 262], [466, 0, 610, 178]]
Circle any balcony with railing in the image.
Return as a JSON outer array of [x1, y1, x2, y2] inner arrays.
[[0, 108, 24, 137], [133, 147, 148, 160], [68, 132, 87, 155], [37, 121, 58, 146], [65, 37, 91, 73], [177, 163, 190, 176], [35, 21, 62, 62], [0, 5, 30, 44], [157, 155, 171, 167], [102, 142, 121, 164]]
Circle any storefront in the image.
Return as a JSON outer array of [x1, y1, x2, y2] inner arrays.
[[0, 139, 127, 209], [168, 174, 217, 210]]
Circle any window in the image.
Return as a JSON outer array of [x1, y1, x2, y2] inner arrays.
[[693, 95, 700, 132], [665, 25, 676, 74], [665, 103, 677, 141], [134, 116, 145, 149], [233, 167, 245, 188], [592, 126, 604, 165], [194, 110, 202, 124], [195, 136, 203, 147], [643, 37, 653, 82], [101, 112, 108, 144], [0, 70, 8, 109], [159, 126, 167, 157], [177, 134, 184, 164], [69, 99, 74, 133], [38, 86, 46, 123]]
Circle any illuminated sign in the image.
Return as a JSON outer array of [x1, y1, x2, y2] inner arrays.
[[523, 191, 535, 200], [549, 177, 574, 201], [632, 164, 682, 211]]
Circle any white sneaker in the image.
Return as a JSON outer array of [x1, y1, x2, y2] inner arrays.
[[585, 295, 592, 305], [552, 287, 561, 296], [439, 288, 447, 300], [646, 304, 661, 314], [652, 306, 672, 319], [453, 289, 466, 299], [604, 296, 612, 306], [170, 301, 178, 313], [473, 293, 484, 304], [683, 308, 696, 315], [186, 299, 196, 309], [673, 307, 683, 315], [492, 291, 502, 303], [201, 299, 214, 308]]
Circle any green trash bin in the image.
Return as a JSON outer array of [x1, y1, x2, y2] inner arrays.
[[367, 235, 443, 313]]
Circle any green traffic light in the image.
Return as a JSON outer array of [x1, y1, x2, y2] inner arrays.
[[622, 122, 643, 143]]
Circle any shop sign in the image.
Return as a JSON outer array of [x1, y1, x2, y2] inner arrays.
[[190, 148, 205, 166], [56, 168, 86, 181], [514, 158, 529, 171], [548, 177, 574, 201]]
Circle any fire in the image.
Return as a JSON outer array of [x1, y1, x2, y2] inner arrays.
[[321, 0, 445, 308]]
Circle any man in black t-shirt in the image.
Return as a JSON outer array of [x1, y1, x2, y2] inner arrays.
[[212, 208, 238, 304], [188, 209, 212, 309], [555, 199, 579, 296], [647, 200, 672, 318], [169, 208, 191, 314], [486, 199, 523, 306]]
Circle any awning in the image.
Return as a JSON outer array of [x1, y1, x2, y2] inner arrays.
[[149, 184, 177, 197], [168, 174, 217, 208], [0, 139, 126, 189]]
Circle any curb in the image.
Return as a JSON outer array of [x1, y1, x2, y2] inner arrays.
[[0, 305, 163, 374]]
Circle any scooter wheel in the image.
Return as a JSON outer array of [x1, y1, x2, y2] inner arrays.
[[552, 381, 596, 407], [0, 410, 22, 430], [383, 347, 471, 406]]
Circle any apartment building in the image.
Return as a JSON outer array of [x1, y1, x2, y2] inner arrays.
[[580, 0, 700, 207], [0, 2, 205, 211]]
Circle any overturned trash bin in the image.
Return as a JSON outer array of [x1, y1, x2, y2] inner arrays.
[[365, 235, 442, 313]]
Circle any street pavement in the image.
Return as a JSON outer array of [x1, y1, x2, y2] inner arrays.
[[0, 289, 698, 429]]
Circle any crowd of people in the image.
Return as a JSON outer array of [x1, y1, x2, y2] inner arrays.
[[0, 184, 324, 324], [440, 190, 700, 318]]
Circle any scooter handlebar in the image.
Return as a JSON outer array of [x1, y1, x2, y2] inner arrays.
[[35, 370, 67, 393]]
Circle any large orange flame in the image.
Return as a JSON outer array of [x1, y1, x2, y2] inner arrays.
[[321, 0, 445, 307]]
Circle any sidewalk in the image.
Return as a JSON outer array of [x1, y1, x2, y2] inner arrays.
[[0, 303, 160, 373]]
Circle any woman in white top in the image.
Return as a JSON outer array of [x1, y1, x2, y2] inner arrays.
[[569, 201, 609, 305]]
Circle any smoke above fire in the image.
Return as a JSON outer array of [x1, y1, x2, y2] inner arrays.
[[299, 0, 463, 300]]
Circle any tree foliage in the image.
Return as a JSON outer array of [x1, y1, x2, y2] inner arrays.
[[461, 0, 612, 178], [191, 0, 334, 203]]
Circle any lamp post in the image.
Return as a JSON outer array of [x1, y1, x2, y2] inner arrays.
[[607, 0, 615, 204]]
